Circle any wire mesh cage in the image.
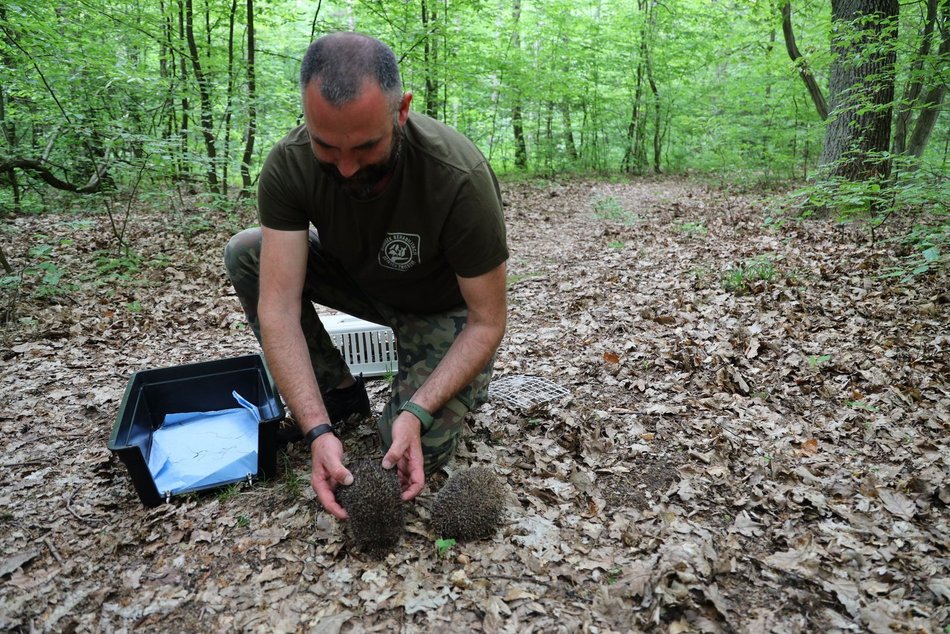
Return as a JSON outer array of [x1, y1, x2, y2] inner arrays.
[[488, 375, 571, 410], [320, 314, 397, 378]]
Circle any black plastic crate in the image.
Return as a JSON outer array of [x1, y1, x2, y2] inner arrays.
[[108, 354, 284, 506]]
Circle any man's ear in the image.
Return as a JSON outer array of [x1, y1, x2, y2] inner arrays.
[[398, 92, 413, 125]]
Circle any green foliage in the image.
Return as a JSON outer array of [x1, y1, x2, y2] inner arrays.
[[0, 235, 77, 305], [807, 354, 832, 369], [0, 0, 941, 188], [280, 453, 305, 498], [721, 256, 776, 294], [592, 195, 638, 225], [676, 221, 707, 236], [1, 0, 946, 303], [217, 483, 241, 502], [783, 151, 949, 282], [435, 537, 457, 558], [90, 251, 141, 284], [883, 220, 950, 282]]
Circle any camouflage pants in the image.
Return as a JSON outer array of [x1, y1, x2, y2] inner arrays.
[[224, 227, 493, 473]]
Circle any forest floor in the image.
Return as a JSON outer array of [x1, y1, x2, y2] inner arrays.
[[1, 177, 948, 633]]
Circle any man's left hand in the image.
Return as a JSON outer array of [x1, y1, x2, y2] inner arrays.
[[381, 413, 425, 501]]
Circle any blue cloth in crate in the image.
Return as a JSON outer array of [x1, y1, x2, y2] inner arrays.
[[147, 391, 261, 495]]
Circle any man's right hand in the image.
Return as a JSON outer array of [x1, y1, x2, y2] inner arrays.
[[310, 433, 353, 520]]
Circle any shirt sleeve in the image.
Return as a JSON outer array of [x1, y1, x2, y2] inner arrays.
[[441, 161, 509, 278], [257, 143, 311, 231]]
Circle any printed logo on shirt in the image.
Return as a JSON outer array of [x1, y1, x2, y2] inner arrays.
[[379, 232, 421, 271]]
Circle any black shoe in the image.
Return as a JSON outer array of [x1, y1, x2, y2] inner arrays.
[[323, 374, 371, 428], [275, 375, 371, 444]]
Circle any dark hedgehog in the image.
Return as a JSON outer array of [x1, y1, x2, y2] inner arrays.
[[335, 460, 404, 555], [432, 466, 506, 541]]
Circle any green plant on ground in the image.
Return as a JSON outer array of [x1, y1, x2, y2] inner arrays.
[[721, 256, 777, 293], [881, 220, 949, 282], [506, 271, 544, 288], [382, 362, 396, 385], [86, 250, 142, 286], [807, 354, 832, 369], [435, 537, 457, 558], [676, 221, 707, 235], [0, 235, 78, 305], [217, 483, 241, 502], [847, 400, 879, 412], [280, 453, 305, 498], [779, 155, 948, 283], [592, 195, 637, 224]]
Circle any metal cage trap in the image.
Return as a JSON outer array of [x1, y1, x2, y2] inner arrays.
[[488, 375, 571, 410]]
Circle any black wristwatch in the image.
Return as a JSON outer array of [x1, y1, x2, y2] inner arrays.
[[304, 423, 335, 448]]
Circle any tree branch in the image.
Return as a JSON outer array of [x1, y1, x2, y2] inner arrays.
[[0, 159, 103, 194], [780, 1, 828, 120]]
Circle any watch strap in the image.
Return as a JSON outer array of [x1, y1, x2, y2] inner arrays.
[[304, 423, 335, 448], [398, 401, 435, 432]]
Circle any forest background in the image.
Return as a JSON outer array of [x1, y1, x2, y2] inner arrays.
[[1, 0, 947, 244]]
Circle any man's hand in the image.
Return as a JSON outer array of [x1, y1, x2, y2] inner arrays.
[[310, 433, 353, 519], [381, 413, 425, 501]]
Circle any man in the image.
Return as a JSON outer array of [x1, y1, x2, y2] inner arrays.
[[224, 32, 508, 520]]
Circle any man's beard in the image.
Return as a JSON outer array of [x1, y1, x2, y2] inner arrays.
[[317, 124, 403, 199]]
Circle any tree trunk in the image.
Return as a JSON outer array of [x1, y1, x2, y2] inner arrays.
[[510, 0, 527, 169], [891, 0, 936, 155], [222, 0, 238, 197], [240, 0, 257, 195], [421, 0, 439, 119], [184, 0, 218, 189], [561, 103, 577, 162], [0, 3, 20, 214], [177, 0, 191, 180], [780, 1, 829, 120], [623, 58, 646, 174], [643, 0, 661, 174], [0, 84, 20, 214], [818, 0, 899, 180], [512, 104, 527, 170], [906, 81, 947, 158], [901, 0, 948, 159]]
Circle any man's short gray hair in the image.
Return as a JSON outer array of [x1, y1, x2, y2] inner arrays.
[[300, 32, 402, 109]]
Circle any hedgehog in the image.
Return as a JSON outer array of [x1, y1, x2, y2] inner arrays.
[[432, 466, 506, 542], [335, 459, 404, 555]]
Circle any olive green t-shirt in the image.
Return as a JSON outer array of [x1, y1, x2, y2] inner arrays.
[[257, 113, 508, 313]]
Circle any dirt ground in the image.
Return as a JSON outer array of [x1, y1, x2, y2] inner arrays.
[[1, 178, 948, 633]]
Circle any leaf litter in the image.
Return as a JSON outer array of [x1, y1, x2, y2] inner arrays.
[[0, 178, 947, 632]]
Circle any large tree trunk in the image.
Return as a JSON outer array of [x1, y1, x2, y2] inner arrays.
[[240, 0, 257, 195], [818, 0, 899, 180]]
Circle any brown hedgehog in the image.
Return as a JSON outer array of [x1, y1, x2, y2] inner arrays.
[[432, 467, 506, 541], [335, 460, 404, 555]]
